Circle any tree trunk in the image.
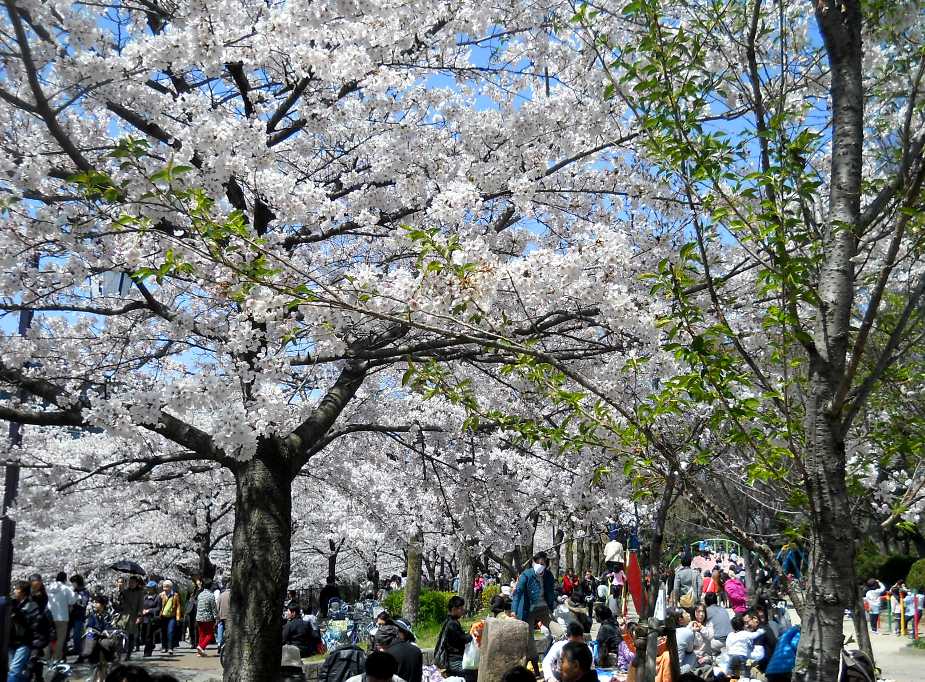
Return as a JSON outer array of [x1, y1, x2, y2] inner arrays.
[[327, 538, 342, 582], [565, 537, 574, 575], [403, 532, 423, 624], [576, 534, 586, 575], [502, 550, 516, 583], [224, 451, 293, 682], [458, 544, 477, 613], [591, 534, 602, 575], [795, 3, 865, 680], [551, 527, 564, 577]]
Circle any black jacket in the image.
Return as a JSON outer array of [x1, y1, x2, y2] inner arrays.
[[443, 617, 471, 656], [10, 597, 49, 651], [388, 640, 423, 682], [282, 618, 317, 656]]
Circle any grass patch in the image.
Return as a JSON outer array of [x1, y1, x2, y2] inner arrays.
[[910, 638, 925, 651]]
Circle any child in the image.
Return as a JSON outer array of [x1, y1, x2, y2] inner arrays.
[[713, 614, 764, 680]]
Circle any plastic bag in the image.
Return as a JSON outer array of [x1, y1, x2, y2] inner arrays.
[[462, 640, 480, 670]]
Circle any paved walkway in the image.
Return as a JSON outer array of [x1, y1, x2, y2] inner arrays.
[[66, 644, 224, 682], [842, 617, 924, 682]]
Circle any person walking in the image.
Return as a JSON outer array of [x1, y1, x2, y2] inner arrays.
[[141, 580, 161, 657], [195, 581, 218, 656], [512, 552, 557, 677], [9, 580, 50, 682], [216, 581, 231, 648], [185, 578, 202, 649], [46, 571, 76, 662], [670, 554, 701, 608], [159, 580, 183, 655], [120, 575, 144, 660], [70, 574, 91, 663]]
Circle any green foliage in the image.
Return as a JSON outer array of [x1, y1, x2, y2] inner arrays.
[[856, 543, 919, 585], [380, 589, 456, 628], [906, 559, 925, 592], [381, 589, 403, 617], [481, 584, 500, 611]]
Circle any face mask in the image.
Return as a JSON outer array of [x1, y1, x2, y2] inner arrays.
[[533, 563, 545, 575]]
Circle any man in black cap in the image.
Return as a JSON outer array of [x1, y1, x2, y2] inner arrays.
[[375, 623, 422, 682]]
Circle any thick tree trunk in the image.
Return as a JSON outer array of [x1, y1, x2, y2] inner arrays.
[[795, 3, 865, 680], [403, 532, 423, 624], [591, 534, 602, 575], [458, 544, 477, 613], [565, 537, 574, 575], [224, 451, 293, 682]]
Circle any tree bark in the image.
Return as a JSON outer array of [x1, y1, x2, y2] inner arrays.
[[551, 527, 564, 577], [794, 2, 865, 681], [224, 448, 293, 682], [458, 544, 477, 613], [403, 532, 423, 624], [576, 533, 587, 575], [565, 537, 574, 575]]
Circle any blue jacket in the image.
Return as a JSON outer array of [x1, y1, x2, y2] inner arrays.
[[765, 626, 800, 675], [512, 568, 556, 621]]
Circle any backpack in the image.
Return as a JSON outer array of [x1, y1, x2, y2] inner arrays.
[[839, 649, 876, 682], [319, 644, 366, 682], [433, 620, 449, 669]]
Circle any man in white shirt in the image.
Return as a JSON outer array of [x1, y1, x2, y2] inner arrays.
[[604, 532, 625, 571], [46, 571, 76, 662], [543, 622, 590, 682]]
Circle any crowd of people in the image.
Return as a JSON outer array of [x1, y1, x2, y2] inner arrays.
[[8, 571, 232, 681]]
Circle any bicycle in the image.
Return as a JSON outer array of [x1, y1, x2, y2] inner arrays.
[[83, 627, 128, 682]]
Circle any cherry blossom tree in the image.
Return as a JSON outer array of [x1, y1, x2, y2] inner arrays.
[[0, 1, 653, 678]]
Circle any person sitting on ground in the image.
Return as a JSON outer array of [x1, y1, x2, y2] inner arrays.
[[559, 640, 597, 682], [345, 651, 406, 682], [282, 604, 317, 658], [713, 614, 764, 680], [671, 608, 697, 671], [690, 603, 714, 668], [593, 604, 621, 667], [543, 621, 588, 682], [704, 592, 732, 653], [748, 607, 777, 672]]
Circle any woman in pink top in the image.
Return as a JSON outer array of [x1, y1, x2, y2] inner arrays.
[[723, 572, 749, 614]]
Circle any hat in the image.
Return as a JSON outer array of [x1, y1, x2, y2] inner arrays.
[[393, 619, 416, 642], [375, 624, 401, 648], [501, 585, 512, 596], [28, 573, 42, 582], [146, 580, 158, 589], [281, 644, 303, 668]]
